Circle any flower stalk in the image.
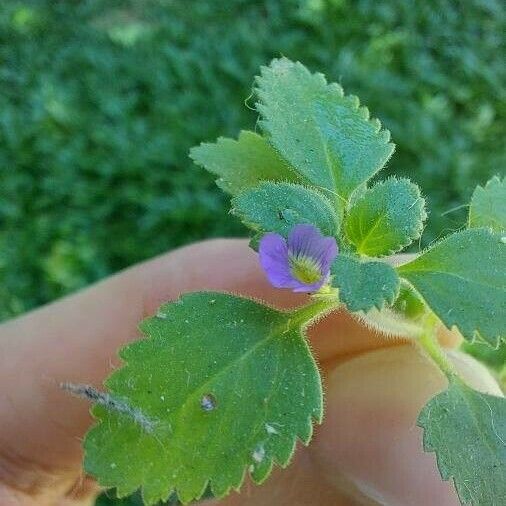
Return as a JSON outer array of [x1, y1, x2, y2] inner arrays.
[[288, 296, 340, 330]]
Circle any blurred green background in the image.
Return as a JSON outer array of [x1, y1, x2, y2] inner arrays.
[[0, 0, 504, 502], [1, 0, 505, 322]]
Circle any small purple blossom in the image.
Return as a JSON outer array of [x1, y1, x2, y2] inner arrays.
[[259, 224, 338, 293]]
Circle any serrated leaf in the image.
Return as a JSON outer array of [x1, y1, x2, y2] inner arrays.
[[190, 130, 299, 194], [331, 254, 400, 312], [344, 177, 426, 256], [398, 228, 506, 347], [468, 176, 506, 232], [418, 377, 506, 505], [84, 292, 322, 505], [255, 58, 394, 198], [232, 181, 341, 239]]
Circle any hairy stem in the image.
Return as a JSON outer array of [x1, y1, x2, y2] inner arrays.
[[288, 296, 340, 329], [417, 314, 457, 378], [358, 307, 423, 339]]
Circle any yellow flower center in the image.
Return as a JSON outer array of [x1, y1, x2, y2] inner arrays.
[[289, 253, 322, 284]]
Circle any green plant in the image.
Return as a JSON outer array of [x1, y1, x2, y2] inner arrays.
[[73, 59, 505, 506]]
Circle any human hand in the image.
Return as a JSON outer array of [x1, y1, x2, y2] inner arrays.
[[0, 239, 501, 506]]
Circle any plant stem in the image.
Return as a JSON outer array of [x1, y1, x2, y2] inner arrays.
[[417, 314, 456, 378], [288, 296, 340, 329], [358, 307, 423, 339]]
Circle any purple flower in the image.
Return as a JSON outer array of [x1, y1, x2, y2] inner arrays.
[[259, 224, 338, 293]]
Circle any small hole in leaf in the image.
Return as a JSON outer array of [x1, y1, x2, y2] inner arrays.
[[201, 393, 217, 412]]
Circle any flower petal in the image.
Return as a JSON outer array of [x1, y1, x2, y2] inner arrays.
[[287, 224, 338, 276], [259, 225, 338, 293], [316, 236, 339, 273], [258, 233, 294, 288]]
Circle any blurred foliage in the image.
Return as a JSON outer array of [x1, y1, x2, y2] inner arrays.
[[0, 1, 504, 504], [1, 0, 504, 320]]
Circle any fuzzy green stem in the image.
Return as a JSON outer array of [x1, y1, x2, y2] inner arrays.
[[417, 314, 456, 378], [288, 296, 340, 329], [359, 307, 423, 339]]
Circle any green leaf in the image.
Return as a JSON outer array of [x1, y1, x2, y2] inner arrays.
[[344, 177, 426, 256], [232, 181, 341, 239], [418, 377, 506, 505], [84, 292, 322, 505], [190, 130, 298, 194], [468, 176, 506, 232], [398, 228, 506, 347], [331, 254, 400, 312], [392, 285, 426, 320], [255, 58, 394, 198], [461, 340, 506, 374]]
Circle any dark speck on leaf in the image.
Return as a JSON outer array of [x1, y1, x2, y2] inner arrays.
[[201, 393, 217, 412]]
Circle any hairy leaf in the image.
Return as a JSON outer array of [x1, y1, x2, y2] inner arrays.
[[331, 254, 400, 312], [398, 228, 506, 347], [255, 58, 394, 198], [190, 130, 298, 194], [344, 178, 426, 256], [232, 182, 341, 239], [418, 377, 506, 505], [84, 292, 322, 505], [468, 176, 506, 232]]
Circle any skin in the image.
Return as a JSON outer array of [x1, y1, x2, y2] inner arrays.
[[0, 239, 502, 506]]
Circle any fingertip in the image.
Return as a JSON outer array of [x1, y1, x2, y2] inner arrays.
[[134, 238, 305, 315], [311, 344, 502, 505], [311, 346, 459, 506]]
